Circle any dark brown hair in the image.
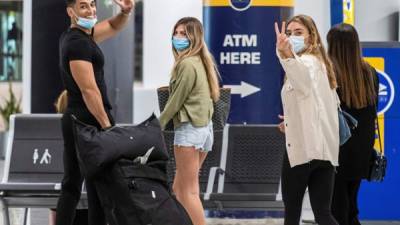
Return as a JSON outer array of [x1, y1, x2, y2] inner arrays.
[[65, 0, 76, 6], [66, 0, 96, 6], [327, 23, 376, 108]]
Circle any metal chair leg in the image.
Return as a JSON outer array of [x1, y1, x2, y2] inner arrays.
[[23, 208, 29, 225], [1, 199, 11, 225]]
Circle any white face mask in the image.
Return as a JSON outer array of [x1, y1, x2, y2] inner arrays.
[[289, 36, 306, 54]]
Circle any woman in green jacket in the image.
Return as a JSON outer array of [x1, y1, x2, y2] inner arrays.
[[160, 17, 220, 225]]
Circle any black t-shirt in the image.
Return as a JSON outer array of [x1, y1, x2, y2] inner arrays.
[[59, 27, 112, 111]]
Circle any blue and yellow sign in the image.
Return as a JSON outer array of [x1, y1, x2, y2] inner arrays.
[[331, 0, 354, 25], [343, 0, 354, 25], [359, 43, 400, 220], [203, 0, 294, 124]]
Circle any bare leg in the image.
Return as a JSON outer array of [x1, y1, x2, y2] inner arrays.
[[173, 146, 206, 225], [49, 210, 56, 225], [199, 151, 208, 169], [173, 168, 180, 196]]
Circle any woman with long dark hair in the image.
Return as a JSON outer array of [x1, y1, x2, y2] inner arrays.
[[327, 23, 379, 225]]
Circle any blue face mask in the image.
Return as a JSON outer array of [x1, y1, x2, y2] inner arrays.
[[72, 10, 97, 30], [172, 37, 190, 51], [76, 16, 97, 30], [289, 36, 306, 54]]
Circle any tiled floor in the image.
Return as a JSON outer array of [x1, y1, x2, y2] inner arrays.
[[1, 159, 400, 225], [6, 214, 400, 225]]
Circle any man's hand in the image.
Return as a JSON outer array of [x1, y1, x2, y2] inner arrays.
[[94, 0, 134, 43], [113, 0, 135, 14], [278, 114, 285, 133], [101, 124, 114, 131]]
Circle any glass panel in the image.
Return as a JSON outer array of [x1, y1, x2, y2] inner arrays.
[[0, 1, 23, 82]]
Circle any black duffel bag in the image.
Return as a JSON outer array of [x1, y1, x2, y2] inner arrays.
[[95, 159, 193, 225], [72, 114, 169, 178]]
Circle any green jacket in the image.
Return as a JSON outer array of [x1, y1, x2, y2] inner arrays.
[[160, 56, 214, 129]]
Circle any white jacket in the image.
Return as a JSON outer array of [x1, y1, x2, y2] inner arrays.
[[278, 51, 339, 168]]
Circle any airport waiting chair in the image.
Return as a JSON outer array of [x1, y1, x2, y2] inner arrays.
[[0, 114, 87, 225], [162, 129, 223, 192], [203, 124, 285, 210], [157, 86, 284, 210], [157, 86, 231, 192], [162, 124, 285, 210]]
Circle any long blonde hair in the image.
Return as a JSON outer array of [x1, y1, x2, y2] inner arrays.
[[288, 15, 337, 89], [171, 17, 220, 102], [55, 90, 68, 113]]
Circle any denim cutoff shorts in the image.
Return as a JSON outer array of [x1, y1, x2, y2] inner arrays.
[[174, 121, 213, 152]]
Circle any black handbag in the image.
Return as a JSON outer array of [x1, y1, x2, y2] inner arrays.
[[368, 118, 387, 182]]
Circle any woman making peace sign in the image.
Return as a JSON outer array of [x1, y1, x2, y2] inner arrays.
[[275, 15, 339, 225]]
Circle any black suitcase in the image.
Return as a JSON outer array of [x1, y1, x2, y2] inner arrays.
[[95, 159, 193, 225]]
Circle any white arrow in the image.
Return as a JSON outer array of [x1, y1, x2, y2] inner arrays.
[[223, 81, 261, 98], [379, 83, 387, 96]]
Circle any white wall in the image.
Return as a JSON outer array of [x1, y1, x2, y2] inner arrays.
[[22, 0, 32, 114], [294, 0, 331, 45], [143, 0, 203, 88], [355, 0, 400, 41], [134, 0, 202, 123]]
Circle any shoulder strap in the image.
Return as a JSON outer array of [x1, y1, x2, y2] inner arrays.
[[335, 91, 342, 109], [369, 64, 383, 155], [376, 117, 384, 155]]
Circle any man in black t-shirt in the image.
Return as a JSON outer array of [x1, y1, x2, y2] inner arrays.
[[56, 1, 134, 225]]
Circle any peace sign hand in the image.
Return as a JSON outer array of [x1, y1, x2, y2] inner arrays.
[[113, 0, 135, 13], [274, 22, 291, 53]]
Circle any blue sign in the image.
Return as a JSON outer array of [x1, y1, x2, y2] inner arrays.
[[203, 0, 294, 124], [376, 70, 395, 115], [230, 0, 252, 11], [359, 42, 400, 220]]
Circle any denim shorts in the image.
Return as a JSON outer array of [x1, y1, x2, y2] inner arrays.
[[174, 121, 213, 152]]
